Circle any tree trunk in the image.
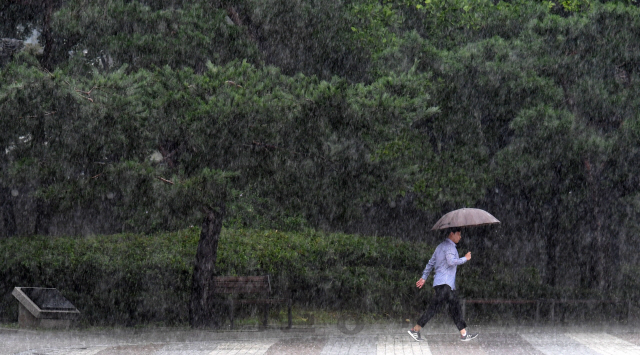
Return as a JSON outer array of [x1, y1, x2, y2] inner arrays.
[[40, 0, 56, 69], [34, 198, 51, 235], [585, 159, 608, 292], [32, 112, 51, 236], [544, 195, 561, 288], [545, 225, 558, 287], [0, 187, 17, 237], [189, 204, 226, 328], [594, 207, 606, 291]]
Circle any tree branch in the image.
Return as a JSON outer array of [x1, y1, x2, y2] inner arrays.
[[157, 177, 175, 185]]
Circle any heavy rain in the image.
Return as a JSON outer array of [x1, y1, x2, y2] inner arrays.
[[1, 0, 640, 354]]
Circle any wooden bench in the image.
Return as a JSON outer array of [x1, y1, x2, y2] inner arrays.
[[212, 275, 292, 329], [461, 299, 631, 322]]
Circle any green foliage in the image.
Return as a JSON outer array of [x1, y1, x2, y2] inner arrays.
[[348, 0, 403, 60], [375, 1, 640, 291], [0, 227, 567, 325], [53, 0, 260, 72], [243, 0, 372, 80], [1, 58, 446, 234], [0, 228, 198, 325], [216, 228, 434, 312], [4, 0, 640, 299], [0, 228, 436, 324]]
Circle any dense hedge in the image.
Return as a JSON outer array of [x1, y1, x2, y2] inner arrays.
[[0, 228, 553, 326], [0, 229, 196, 325]]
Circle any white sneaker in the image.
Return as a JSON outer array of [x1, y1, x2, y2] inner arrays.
[[460, 332, 478, 341], [407, 329, 423, 341]]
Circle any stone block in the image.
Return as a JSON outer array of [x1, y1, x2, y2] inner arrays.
[[12, 287, 80, 329]]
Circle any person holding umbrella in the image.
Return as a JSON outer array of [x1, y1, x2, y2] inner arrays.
[[407, 208, 499, 342]]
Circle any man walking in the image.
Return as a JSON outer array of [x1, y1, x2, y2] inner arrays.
[[408, 227, 478, 342]]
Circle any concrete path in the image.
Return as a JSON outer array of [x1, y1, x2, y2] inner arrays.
[[2, 323, 640, 355]]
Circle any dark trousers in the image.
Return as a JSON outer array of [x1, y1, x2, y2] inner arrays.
[[417, 284, 466, 331]]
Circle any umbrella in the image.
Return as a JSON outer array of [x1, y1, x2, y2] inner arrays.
[[431, 208, 500, 230]]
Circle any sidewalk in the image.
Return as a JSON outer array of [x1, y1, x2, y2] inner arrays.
[[2, 322, 640, 355]]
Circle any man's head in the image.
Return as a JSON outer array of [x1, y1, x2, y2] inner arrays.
[[447, 227, 462, 244]]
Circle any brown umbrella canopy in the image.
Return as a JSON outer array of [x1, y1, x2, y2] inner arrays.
[[431, 208, 500, 230]]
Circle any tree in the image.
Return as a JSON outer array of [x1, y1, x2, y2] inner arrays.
[[5, 0, 640, 309], [381, 1, 640, 294], [0, 54, 445, 323]]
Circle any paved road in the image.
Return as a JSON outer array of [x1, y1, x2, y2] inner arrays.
[[2, 323, 640, 355]]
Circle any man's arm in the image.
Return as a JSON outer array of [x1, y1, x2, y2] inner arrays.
[[416, 252, 437, 288], [445, 245, 468, 266], [421, 252, 437, 280]]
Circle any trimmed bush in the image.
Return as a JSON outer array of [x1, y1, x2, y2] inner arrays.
[[0, 228, 435, 325], [3, 227, 613, 325]]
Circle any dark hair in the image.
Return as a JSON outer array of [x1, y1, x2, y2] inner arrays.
[[447, 227, 462, 235]]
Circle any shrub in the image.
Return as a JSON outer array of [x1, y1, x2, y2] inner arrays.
[[1, 227, 563, 325]]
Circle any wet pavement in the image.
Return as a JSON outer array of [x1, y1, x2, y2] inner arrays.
[[2, 323, 640, 355]]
